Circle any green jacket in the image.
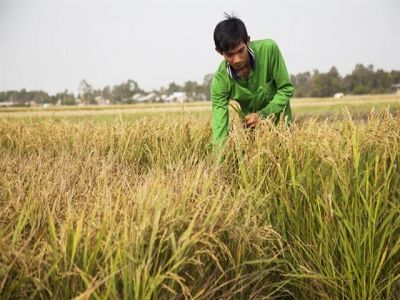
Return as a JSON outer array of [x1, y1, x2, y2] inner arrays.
[[211, 39, 294, 148]]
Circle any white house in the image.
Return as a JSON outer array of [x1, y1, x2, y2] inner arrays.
[[95, 96, 110, 105], [137, 93, 157, 103], [0, 101, 14, 107], [392, 84, 400, 95], [132, 93, 143, 101], [334, 93, 344, 98], [165, 92, 187, 103]]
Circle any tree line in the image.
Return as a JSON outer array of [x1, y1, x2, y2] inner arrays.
[[1, 64, 399, 106], [291, 64, 400, 98], [0, 74, 214, 107]]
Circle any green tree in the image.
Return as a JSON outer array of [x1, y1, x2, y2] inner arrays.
[[111, 79, 143, 103], [182, 81, 199, 101], [352, 85, 372, 95], [31, 91, 50, 104], [374, 69, 392, 94], [203, 73, 214, 100], [78, 79, 95, 105], [310, 67, 343, 97], [49, 90, 74, 106], [167, 82, 181, 95], [101, 86, 112, 101], [344, 64, 375, 95], [291, 72, 312, 97], [391, 70, 400, 86]]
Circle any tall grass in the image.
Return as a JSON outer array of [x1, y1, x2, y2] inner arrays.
[[0, 108, 399, 299]]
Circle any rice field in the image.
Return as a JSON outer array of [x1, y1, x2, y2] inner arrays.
[[0, 96, 399, 299]]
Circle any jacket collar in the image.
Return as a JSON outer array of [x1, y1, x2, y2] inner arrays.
[[226, 46, 255, 79]]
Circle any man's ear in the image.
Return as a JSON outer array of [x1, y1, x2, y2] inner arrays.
[[215, 47, 223, 55], [247, 36, 251, 45]]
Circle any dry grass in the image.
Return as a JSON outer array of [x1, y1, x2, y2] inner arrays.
[[0, 106, 399, 299]]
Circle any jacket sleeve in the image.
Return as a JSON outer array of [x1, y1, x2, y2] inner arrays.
[[211, 73, 230, 149], [257, 41, 293, 118]]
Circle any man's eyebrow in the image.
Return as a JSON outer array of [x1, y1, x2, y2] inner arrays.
[[226, 45, 246, 55]]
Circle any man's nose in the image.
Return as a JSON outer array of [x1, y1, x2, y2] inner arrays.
[[232, 54, 241, 64]]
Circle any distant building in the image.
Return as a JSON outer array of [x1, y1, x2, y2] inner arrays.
[[132, 93, 143, 101], [95, 96, 110, 105], [165, 92, 187, 103], [0, 101, 14, 107], [392, 84, 400, 96], [334, 93, 344, 98], [136, 93, 157, 103]]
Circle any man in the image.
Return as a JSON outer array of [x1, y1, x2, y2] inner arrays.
[[211, 13, 294, 149]]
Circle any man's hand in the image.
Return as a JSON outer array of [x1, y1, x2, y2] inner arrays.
[[244, 113, 260, 129]]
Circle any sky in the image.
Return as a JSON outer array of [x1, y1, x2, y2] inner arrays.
[[0, 0, 399, 96]]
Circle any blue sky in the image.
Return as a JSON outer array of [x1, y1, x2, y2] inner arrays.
[[0, 0, 399, 95]]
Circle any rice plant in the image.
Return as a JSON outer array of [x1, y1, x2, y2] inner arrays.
[[0, 107, 399, 299]]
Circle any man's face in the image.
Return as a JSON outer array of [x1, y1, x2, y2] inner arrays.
[[218, 40, 250, 71]]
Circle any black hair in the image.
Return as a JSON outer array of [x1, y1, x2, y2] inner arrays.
[[213, 12, 248, 53]]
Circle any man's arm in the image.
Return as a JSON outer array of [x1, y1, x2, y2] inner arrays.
[[211, 73, 230, 149], [257, 41, 293, 119]]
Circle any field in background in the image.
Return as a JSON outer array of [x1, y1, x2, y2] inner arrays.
[[0, 94, 399, 123], [0, 95, 399, 299]]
